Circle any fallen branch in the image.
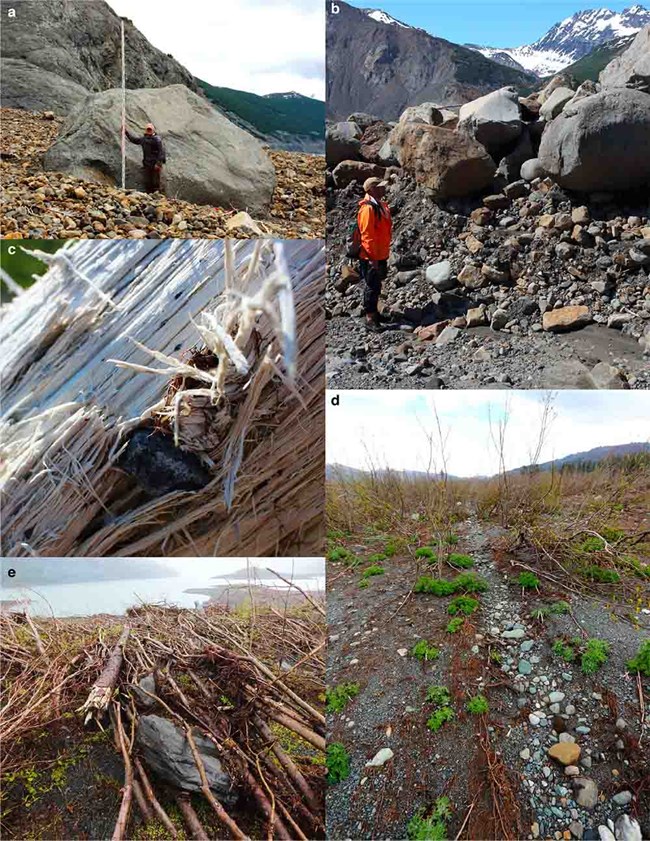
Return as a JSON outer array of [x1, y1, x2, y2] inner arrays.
[[78, 627, 130, 723]]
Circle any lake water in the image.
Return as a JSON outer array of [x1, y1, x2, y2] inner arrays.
[[1, 574, 325, 618]]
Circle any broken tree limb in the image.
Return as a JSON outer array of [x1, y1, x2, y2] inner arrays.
[[111, 702, 133, 841], [78, 627, 130, 722]]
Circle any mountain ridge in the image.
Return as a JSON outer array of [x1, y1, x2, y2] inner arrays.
[[327, 0, 537, 120], [468, 4, 650, 77]]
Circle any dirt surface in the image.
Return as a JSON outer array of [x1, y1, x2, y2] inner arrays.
[[326, 317, 650, 390], [326, 522, 649, 840], [0, 108, 325, 240]]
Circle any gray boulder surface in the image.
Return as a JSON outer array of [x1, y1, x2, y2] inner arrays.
[[458, 87, 523, 156], [390, 122, 495, 198], [0, 0, 197, 114], [521, 158, 547, 181], [137, 715, 236, 802], [399, 103, 444, 125], [539, 87, 575, 120], [538, 88, 650, 192], [43, 85, 276, 214], [599, 25, 650, 93], [326, 121, 362, 167]]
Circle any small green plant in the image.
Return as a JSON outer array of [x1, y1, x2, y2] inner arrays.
[[466, 694, 489, 714], [326, 742, 351, 784], [444, 534, 460, 546], [583, 566, 620, 584], [361, 564, 385, 579], [368, 553, 387, 564], [426, 706, 455, 732], [412, 640, 440, 661], [490, 650, 502, 664], [601, 526, 624, 542], [413, 572, 487, 596], [426, 685, 451, 707], [580, 536, 606, 553], [581, 639, 610, 674], [326, 682, 360, 713], [358, 579, 369, 589], [447, 596, 479, 616], [518, 572, 540, 590], [552, 639, 576, 662], [385, 540, 398, 556], [415, 546, 436, 560], [531, 600, 571, 621], [327, 546, 351, 562], [447, 553, 474, 569], [627, 640, 650, 677], [446, 617, 464, 634], [407, 797, 452, 840]]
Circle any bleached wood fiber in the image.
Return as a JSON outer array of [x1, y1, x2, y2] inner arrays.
[[0, 239, 324, 557]]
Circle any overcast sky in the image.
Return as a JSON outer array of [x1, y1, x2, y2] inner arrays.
[[327, 391, 650, 477], [108, 0, 325, 98]]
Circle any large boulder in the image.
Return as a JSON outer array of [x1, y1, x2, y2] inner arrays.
[[399, 103, 444, 125], [347, 112, 381, 131], [137, 715, 236, 802], [599, 25, 650, 93], [390, 122, 495, 198], [538, 88, 650, 192], [326, 121, 362, 167], [43, 85, 276, 214], [457, 87, 523, 156], [332, 160, 386, 188], [539, 73, 577, 104], [539, 87, 575, 120], [360, 122, 393, 163]]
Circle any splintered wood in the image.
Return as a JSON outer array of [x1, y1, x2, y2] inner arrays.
[[0, 239, 325, 557]]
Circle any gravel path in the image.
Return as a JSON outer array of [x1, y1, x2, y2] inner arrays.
[[327, 522, 649, 840]]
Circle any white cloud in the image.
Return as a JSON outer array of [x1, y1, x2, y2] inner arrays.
[[327, 390, 650, 477], [107, 0, 325, 98]]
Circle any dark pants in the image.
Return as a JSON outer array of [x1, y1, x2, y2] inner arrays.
[[143, 164, 162, 193], [359, 259, 387, 315]]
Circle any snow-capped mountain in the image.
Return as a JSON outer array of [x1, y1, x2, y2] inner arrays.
[[362, 7, 412, 28], [468, 4, 650, 77]]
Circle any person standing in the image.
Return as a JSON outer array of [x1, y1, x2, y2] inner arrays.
[[357, 177, 392, 331], [124, 122, 166, 193]]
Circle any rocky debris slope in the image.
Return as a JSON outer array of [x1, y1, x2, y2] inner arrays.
[[0, 0, 197, 114], [325, 43, 650, 388], [44, 85, 276, 214], [1, 109, 324, 239]]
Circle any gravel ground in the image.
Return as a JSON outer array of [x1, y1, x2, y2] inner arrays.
[[326, 522, 649, 840], [1, 108, 325, 240]]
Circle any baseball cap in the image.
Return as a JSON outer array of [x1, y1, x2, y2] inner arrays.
[[363, 176, 389, 192]]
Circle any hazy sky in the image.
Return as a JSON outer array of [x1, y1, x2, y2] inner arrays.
[[108, 0, 325, 98], [327, 390, 650, 477], [343, 0, 639, 47]]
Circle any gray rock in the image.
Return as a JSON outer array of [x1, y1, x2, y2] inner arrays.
[[599, 26, 650, 94], [591, 362, 628, 389], [496, 128, 534, 183], [538, 89, 650, 192], [521, 158, 547, 181], [612, 790, 633, 806], [614, 815, 642, 841], [44, 85, 276, 214], [458, 86, 523, 156], [549, 691, 566, 704], [326, 121, 362, 167], [573, 777, 599, 810], [519, 659, 533, 674], [0, 1, 197, 114], [540, 87, 575, 120], [436, 325, 461, 346], [399, 103, 444, 126], [425, 261, 455, 291], [137, 715, 235, 801], [347, 112, 381, 131], [491, 308, 509, 330], [131, 674, 157, 708]]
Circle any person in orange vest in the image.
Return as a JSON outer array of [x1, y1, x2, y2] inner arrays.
[[357, 177, 392, 330]]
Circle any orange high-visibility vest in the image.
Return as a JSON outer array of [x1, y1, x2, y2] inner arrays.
[[357, 198, 392, 261]]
